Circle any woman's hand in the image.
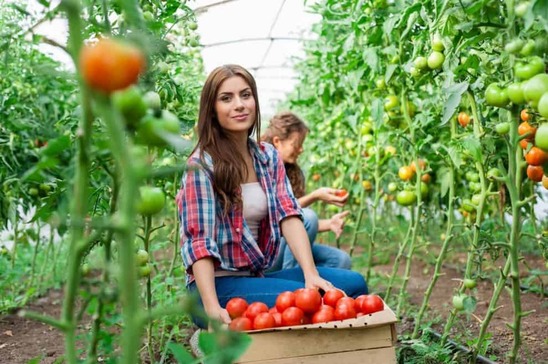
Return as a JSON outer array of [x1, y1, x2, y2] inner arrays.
[[313, 187, 348, 207], [204, 305, 232, 325], [329, 210, 350, 238], [304, 273, 336, 292]]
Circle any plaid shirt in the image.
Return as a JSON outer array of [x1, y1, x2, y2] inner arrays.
[[177, 139, 302, 285]]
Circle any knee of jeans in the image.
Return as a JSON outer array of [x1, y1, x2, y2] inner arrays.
[[339, 253, 352, 270]]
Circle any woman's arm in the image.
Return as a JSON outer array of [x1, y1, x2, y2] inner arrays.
[[280, 216, 332, 291], [192, 258, 231, 324], [297, 187, 348, 208]]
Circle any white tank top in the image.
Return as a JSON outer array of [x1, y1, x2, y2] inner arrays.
[[241, 182, 268, 241]]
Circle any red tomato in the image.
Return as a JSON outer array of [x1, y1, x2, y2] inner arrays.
[[226, 297, 248, 319], [244, 302, 269, 321], [527, 165, 544, 182], [518, 121, 537, 139], [311, 305, 335, 324], [281, 307, 305, 326], [253, 312, 276, 330], [269, 307, 278, 314], [336, 297, 357, 310], [360, 294, 385, 314], [79, 38, 146, 93], [334, 301, 357, 320], [229, 317, 253, 331], [322, 289, 345, 308], [334, 189, 348, 197], [295, 288, 322, 314], [525, 147, 548, 166], [354, 295, 369, 311], [271, 312, 283, 327], [275, 291, 296, 313]]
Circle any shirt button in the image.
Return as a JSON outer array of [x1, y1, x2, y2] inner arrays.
[[235, 228, 240, 233]]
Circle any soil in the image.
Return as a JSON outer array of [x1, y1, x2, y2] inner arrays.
[[0, 257, 546, 364]]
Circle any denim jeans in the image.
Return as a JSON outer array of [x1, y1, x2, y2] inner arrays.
[[270, 208, 352, 271], [189, 266, 368, 328]]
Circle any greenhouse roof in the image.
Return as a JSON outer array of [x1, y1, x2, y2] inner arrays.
[[189, 0, 322, 117]]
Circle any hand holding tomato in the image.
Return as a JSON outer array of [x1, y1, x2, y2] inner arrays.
[[303, 274, 335, 293], [313, 187, 348, 207]]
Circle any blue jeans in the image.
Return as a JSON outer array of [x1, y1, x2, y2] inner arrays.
[[189, 267, 368, 328], [270, 208, 352, 271]]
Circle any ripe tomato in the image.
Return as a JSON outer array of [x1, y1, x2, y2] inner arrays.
[[360, 294, 384, 314], [457, 112, 470, 127], [226, 297, 248, 319], [518, 121, 536, 139], [275, 291, 296, 313], [295, 288, 322, 314], [354, 295, 368, 310], [253, 312, 276, 330], [229, 317, 253, 331], [535, 123, 548, 152], [520, 109, 531, 122], [520, 139, 531, 149], [334, 300, 357, 320], [271, 312, 282, 327], [312, 173, 321, 182], [398, 166, 414, 181], [244, 302, 269, 321], [322, 289, 345, 308], [525, 147, 548, 166], [80, 38, 146, 93], [334, 189, 348, 197], [421, 173, 432, 184], [410, 159, 426, 173], [311, 305, 335, 324], [527, 165, 544, 182], [136, 186, 166, 215], [281, 306, 305, 326]]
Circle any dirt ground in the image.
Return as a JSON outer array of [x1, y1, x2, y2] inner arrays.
[[0, 259, 546, 364]]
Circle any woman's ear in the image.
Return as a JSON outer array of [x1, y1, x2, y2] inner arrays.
[[271, 136, 282, 149]]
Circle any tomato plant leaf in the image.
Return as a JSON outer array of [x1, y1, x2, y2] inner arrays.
[[463, 295, 477, 313], [441, 82, 468, 126], [385, 64, 397, 84], [437, 166, 452, 198], [362, 47, 379, 73], [371, 98, 384, 130], [462, 136, 482, 161], [532, 0, 548, 31], [167, 342, 195, 363]]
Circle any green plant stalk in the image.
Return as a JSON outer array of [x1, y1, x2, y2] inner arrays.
[[349, 133, 365, 256], [28, 222, 41, 289], [96, 96, 142, 364], [383, 218, 412, 301], [10, 216, 18, 269], [37, 227, 55, 291], [412, 166, 455, 339], [167, 174, 180, 278], [143, 214, 154, 362]]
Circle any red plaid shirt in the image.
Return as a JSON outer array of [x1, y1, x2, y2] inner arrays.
[[176, 140, 302, 285]]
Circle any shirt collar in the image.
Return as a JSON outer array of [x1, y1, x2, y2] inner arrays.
[[248, 138, 268, 165]]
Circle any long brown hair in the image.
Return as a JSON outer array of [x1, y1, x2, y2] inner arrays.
[[261, 111, 309, 198], [194, 64, 261, 213]]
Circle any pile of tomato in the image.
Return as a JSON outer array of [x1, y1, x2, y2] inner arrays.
[[226, 288, 384, 332]]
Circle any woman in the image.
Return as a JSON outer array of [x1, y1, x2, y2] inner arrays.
[[262, 111, 352, 270], [177, 65, 367, 327]]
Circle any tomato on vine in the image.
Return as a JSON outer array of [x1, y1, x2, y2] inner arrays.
[[485, 84, 509, 107], [535, 123, 548, 152], [458, 112, 470, 127], [137, 186, 166, 215], [520, 109, 531, 122], [80, 38, 146, 93], [526, 165, 544, 182], [427, 51, 444, 70], [525, 147, 548, 166]]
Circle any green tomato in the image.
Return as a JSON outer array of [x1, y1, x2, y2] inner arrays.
[[463, 279, 477, 290], [388, 182, 398, 193], [485, 83, 509, 107], [461, 199, 476, 213], [514, 57, 545, 80], [409, 66, 420, 78], [188, 21, 198, 31], [515, 1, 530, 17], [384, 95, 399, 111], [495, 122, 511, 135], [375, 78, 386, 89], [431, 34, 445, 52], [143, 91, 162, 111], [156, 61, 170, 74], [143, 11, 154, 22], [535, 123, 548, 152], [81, 263, 91, 277], [538, 92, 548, 118], [471, 194, 482, 206], [452, 295, 466, 310], [505, 39, 525, 54], [29, 187, 39, 197], [465, 171, 480, 182], [113, 86, 147, 128], [137, 186, 166, 215], [396, 190, 417, 206], [135, 249, 149, 266], [486, 168, 503, 181], [507, 82, 526, 104], [520, 39, 536, 56], [427, 51, 445, 70], [139, 264, 152, 278], [523, 73, 548, 107], [420, 182, 429, 199], [414, 56, 428, 70], [469, 181, 482, 193], [136, 110, 181, 147]]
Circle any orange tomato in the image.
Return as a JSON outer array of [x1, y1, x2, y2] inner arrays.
[[458, 112, 470, 127], [335, 189, 348, 197], [421, 173, 432, 184], [80, 38, 146, 93], [520, 139, 530, 149], [526, 165, 544, 182], [525, 147, 548, 166], [398, 166, 415, 181], [410, 159, 426, 173], [311, 173, 321, 182], [518, 121, 537, 140], [520, 109, 531, 122]]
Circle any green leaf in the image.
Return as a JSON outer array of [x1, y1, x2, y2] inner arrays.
[[437, 167, 451, 198], [446, 145, 463, 169], [385, 64, 397, 84], [362, 47, 379, 72], [25, 355, 44, 364], [167, 342, 196, 364], [441, 82, 468, 126], [371, 98, 384, 130], [462, 136, 482, 161], [463, 295, 477, 313], [401, 12, 420, 41]]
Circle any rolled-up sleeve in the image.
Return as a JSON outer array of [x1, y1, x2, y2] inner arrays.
[[178, 159, 222, 274]]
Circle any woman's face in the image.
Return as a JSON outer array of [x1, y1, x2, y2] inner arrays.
[[274, 131, 306, 164], [214, 76, 256, 136]]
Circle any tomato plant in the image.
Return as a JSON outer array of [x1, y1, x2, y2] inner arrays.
[[136, 186, 166, 215]]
